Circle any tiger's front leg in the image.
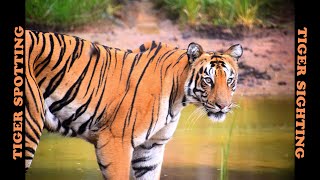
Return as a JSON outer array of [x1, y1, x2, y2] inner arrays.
[[94, 130, 134, 180], [131, 140, 166, 180], [131, 119, 179, 180]]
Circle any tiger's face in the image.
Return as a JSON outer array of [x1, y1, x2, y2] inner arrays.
[[185, 42, 243, 122]]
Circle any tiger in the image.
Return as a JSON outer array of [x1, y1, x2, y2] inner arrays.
[[25, 29, 243, 179]]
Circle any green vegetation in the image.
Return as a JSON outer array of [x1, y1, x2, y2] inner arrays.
[[220, 112, 236, 180], [26, 0, 120, 30], [155, 0, 291, 28], [218, 96, 247, 180], [26, 0, 292, 30]]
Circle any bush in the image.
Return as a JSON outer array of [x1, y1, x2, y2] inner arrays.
[[155, 0, 288, 28], [26, 0, 119, 30]]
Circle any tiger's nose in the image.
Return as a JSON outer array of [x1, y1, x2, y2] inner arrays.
[[215, 103, 227, 109]]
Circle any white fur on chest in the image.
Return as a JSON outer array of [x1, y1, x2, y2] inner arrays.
[[133, 96, 183, 147]]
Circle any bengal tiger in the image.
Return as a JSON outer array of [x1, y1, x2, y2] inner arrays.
[[25, 29, 243, 179]]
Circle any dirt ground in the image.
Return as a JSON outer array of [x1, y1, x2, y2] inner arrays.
[[65, 1, 295, 97]]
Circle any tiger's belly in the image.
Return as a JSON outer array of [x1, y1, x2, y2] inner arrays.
[[42, 89, 184, 148], [43, 97, 98, 141]]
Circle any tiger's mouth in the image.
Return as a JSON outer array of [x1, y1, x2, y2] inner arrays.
[[207, 111, 226, 122], [201, 102, 230, 122]]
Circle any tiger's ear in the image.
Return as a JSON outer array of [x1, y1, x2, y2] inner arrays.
[[187, 42, 204, 63], [225, 44, 243, 61]]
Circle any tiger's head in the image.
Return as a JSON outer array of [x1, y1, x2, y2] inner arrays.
[[184, 42, 243, 122]]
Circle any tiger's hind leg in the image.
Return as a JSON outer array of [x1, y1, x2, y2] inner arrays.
[[25, 66, 45, 172]]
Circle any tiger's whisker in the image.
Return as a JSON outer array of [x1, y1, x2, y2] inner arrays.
[[189, 108, 207, 130], [185, 107, 203, 130], [188, 108, 205, 130]]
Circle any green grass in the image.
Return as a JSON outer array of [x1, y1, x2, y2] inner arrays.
[[220, 112, 236, 180], [26, 0, 292, 30], [26, 0, 120, 30], [155, 0, 290, 28]]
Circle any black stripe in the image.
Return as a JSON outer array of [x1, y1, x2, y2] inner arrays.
[[25, 131, 39, 145], [25, 118, 41, 141], [133, 164, 158, 178], [98, 162, 111, 170], [95, 139, 110, 149], [61, 126, 69, 136], [119, 51, 127, 81], [43, 62, 68, 99], [155, 49, 175, 67], [139, 44, 146, 52], [25, 147, 35, 154], [172, 53, 187, 67], [204, 67, 211, 76], [25, 78, 40, 111], [84, 47, 100, 97], [145, 100, 155, 140], [152, 96, 161, 133], [166, 77, 177, 124], [147, 41, 158, 56], [125, 53, 139, 90], [199, 67, 203, 74], [37, 77, 46, 87], [77, 119, 90, 134], [26, 106, 44, 134], [69, 37, 81, 68], [106, 47, 113, 71], [32, 32, 46, 69], [35, 34, 55, 77], [49, 58, 91, 113], [187, 69, 195, 87], [182, 95, 187, 106], [51, 34, 67, 70], [119, 50, 132, 81], [211, 54, 222, 59], [131, 113, 138, 148], [164, 63, 172, 76], [132, 156, 152, 164], [62, 92, 94, 127], [97, 53, 107, 88], [56, 120, 62, 131], [140, 143, 163, 150], [221, 61, 227, 68], [86, 74, 108, 130], [27, 31, 35, 64], [92, 107, 106, 128]]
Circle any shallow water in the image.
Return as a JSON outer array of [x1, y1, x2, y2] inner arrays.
[[26, 95, 294, 180]]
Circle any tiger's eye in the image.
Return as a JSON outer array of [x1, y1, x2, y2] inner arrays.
[[203, 77, 212, 86]]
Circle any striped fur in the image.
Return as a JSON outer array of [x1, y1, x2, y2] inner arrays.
[[25, 29, 242, 179]]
